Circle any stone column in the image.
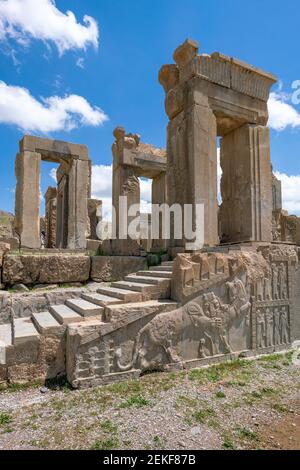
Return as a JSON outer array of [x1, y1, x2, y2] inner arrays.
[[159, 41, 219, 252], [14, 151, 41, 249], [88, 199, 102, 240], [220, 124, 273, 243], [45, 187, 57, 248], [112, 128, 141, 242], [68, 159, 89, 249], [56, 167, 69, 249], [152, 172, 167, 251]]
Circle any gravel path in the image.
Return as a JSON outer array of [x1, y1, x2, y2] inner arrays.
[[0, 352, 299, 450]]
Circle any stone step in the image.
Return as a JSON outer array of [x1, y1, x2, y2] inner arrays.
[[50, 304, 83, 325], [111, 280, 158, 294], [105, 300, 179, 323], [13, 318, 40, 346], [125, 275, 170, 285], [31, 311, 62, 335], [136, 270, 172, 279], [81, 292, 123, 307], [97, 286, 142, 302], [66, 299, 104, 318], [161, 261, 174, 267], [0, 324, 12, 347], [151, 265, 173, 272]]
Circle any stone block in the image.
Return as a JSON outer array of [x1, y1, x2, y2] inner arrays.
[[91, 256, 147, 282], [101, 239, 141, 256], [2, 254, 91, 286], [0, 237, 19, 251], [86, 239, 102, 252], [0, 242, 10, 268]]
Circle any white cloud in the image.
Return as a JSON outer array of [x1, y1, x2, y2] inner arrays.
[[268, 92, 300, 131], [274, 171, 300, 215], [0, 81, 108, 133], [0, 0, 98, 55]]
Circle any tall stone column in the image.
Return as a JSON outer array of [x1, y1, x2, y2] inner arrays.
[[112, 128, 141, 241], [159, 41, 219, 252], [68, 159, 90, 249], [220, 124, 273, 243], [152, 171, 167, 251], [14, 151, 41, 249], [45, 187, 57, 248]]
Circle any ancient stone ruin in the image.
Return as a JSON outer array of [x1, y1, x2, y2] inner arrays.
[[0, 39, 299, 388]]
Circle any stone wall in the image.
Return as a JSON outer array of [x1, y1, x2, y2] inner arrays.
[[2, 253, 91, 287], [91, 256, 147, 282], [65, 244, 299, 388]]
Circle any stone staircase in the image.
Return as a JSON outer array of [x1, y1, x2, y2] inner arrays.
[[0, 261, 174, 364]]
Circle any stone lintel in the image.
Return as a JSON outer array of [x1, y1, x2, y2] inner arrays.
[[20, 135, 89, 161], [161, 40, 277, 104], [113, 127, 166, 177], [122, 150, 166, 178]]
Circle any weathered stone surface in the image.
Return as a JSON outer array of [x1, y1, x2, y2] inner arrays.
[[0, 237, 19, 251], [86, 239, 102, 252], [91, 256, 147, 282], [220, 125, 273, 243], [88, 199, 102, 240], [112, 127, 167, 253], [44, 187, 57, 248], [2, 254, 91, 286], [0, 242, 10, 264], [15, 135, 91, 250], [159, 39, 276, 248], [101, 239, 141, 257]]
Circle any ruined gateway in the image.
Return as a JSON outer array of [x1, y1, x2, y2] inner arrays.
[[0, 39, 300, 388]]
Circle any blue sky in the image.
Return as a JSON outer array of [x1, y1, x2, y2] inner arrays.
[[0, 0, 300, 217]]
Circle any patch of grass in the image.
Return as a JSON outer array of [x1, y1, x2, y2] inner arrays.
[[0, 412, 12, 426], [0, 412, 13, 433], [261, 386, 278, 397], [222, 434, 235, 450], [100, 420, 118, 434], [90, 438, 119, 450], [0, 381, 42, 394], [175, 395, 198, 410], [272, 403, 291, 413], [119, 394, 151, 409], [215, 391, 226, 399], [188, 360, 253, 384], [236, 426, 259, 442], [193, 406, 216, 424], [153, 435, 165, 449]]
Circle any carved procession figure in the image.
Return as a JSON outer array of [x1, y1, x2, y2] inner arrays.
[[272, 264, 279, 300], [265, 308, 274, 347], [280, 308, 290, 344], [274, 308, 281, 345], [257, 309, 266, 349], [278, 263, 288, 299], [264, 268, 272, 301]]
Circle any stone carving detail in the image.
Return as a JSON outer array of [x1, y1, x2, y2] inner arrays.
[[122, 175, 140, 195], [115, 277, 251, 372], [256, 306, 290, 349]]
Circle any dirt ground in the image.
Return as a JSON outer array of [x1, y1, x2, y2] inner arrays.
[[0, 352, 299, 450]]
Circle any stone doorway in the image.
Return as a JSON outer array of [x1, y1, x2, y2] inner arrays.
[[14, 135, 92, 250]]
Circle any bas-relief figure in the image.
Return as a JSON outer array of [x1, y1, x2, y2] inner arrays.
[[115, 276, 251, 372]]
